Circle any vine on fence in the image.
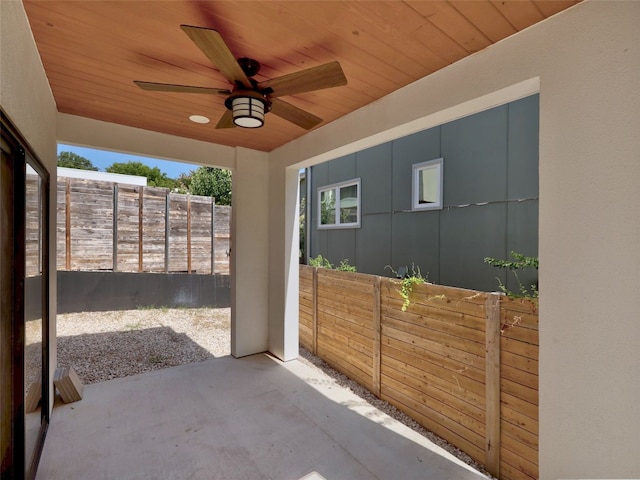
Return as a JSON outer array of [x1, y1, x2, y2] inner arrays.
[[484, 251, 539, 299], [385, 264, 427, 311]]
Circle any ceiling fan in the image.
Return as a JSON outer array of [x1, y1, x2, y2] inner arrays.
[[134, 25, 347, 130]]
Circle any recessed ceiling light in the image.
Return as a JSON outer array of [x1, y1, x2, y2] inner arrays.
[[189, 115, 210, 124]]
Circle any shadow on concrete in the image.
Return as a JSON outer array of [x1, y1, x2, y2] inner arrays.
[[53, 326, 216, 385]]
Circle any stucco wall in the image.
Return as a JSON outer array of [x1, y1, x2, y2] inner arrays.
[[1, 0, 59, 412], [272, 1, 640, 477]]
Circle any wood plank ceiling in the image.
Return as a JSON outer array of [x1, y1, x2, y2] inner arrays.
[[23, 1, 579, 152]]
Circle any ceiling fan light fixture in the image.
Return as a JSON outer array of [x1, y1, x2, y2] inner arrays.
[[232, 96, 265, 128], [225, 90, 270, 128]]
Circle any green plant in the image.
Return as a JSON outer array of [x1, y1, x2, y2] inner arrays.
[[484, 251, 538, 299], [308, 254, 333, 269], [386, 264, 427, 311], [336, 259, 357, 272], [308, 255, 357, 272]]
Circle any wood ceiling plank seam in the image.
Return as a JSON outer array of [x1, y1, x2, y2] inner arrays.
[[447, 1, 517, 44], [410, 21, 469, 66], [364, 1, 459, 68], [420, 1, 493, 53], [403, 0, 486, 57], [286, 2, 438, 77], [489, 0, 545, 32], [532, 0, 581, 18], [267, 2, 418, 87]]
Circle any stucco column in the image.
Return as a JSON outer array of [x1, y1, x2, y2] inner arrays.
[[230, 148, 270, 357], [267, 164, 300, 361]]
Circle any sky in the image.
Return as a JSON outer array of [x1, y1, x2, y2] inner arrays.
[[57, 144, 196, 179]]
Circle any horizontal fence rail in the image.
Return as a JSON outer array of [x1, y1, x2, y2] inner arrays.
[[299, 265, 539, 480], [54, 177, 231, 274]]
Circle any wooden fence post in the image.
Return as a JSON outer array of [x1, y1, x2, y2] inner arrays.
[[211, 197, 216, 275], [138, 186, 143, 272], [113, 184, 118, 271], [65, 178, 71, 270], [165, 193, 170, 273], [187, 195, 192, 273], [485, 292, 502, 478], [312, 267, 318, 355], [373, 276, 381, 397]]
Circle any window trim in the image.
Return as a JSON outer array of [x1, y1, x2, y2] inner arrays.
[[317, 178, 361, 229], [412, 158, 444, 211]]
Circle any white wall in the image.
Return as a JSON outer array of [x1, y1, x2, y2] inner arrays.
[[1, 0, 59, 412], [267, 164, 300, 361], [271, 1, 640, 477], [231, 148, 270, 358]]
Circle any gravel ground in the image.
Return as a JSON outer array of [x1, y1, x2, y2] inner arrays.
[[56, 307, 491, 477], [56, 307, 231, 384]]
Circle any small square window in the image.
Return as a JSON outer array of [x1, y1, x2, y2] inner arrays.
[[318, 179, 360, 229], [412, 158, 443, 211]]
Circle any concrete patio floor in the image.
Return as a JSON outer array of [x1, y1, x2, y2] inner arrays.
[[36, 354, 489, 480]]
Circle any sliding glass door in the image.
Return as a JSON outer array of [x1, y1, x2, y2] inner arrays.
[[1, 113, 50, 480]]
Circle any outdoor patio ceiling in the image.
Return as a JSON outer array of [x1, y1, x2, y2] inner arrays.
[[22, 0, 579, 152]]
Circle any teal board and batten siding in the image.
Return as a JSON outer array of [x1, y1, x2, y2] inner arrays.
[[309, 94, 539, 293]]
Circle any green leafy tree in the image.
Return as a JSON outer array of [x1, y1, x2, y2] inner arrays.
[[169, 172, 192, 194], [106, 161, 175, 189], [57, 151, 98, 171], [189, 167, 232, 205]]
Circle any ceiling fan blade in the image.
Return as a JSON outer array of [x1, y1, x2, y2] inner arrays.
[[180, 25, 250, 88], [270, 98, 322, 130], [215, 109, 236, 129], [134, 81, 230, 95], [258, 61, 347, 98]]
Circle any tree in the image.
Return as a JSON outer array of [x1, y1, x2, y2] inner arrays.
[[172, 172, 192, 194], [106, 161, 175, 189], [189, 167, 232, 205], [57, 151, 98, 171]]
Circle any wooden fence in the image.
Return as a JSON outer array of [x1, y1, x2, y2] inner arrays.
[[299, 265, 538, 480], [55, 177, 231, 274]]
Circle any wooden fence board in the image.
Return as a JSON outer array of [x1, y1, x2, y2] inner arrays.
[[382, 353, 485, 416], [382, 316, 486, 357], [382, 336, 485, 384], [500, 444, 538, 479], [501, 419, 538, 450], [57, 176, 230, 274], [381, 304, 486, 343], [381, 375, 486, 461], [381, 323, 485, 370]]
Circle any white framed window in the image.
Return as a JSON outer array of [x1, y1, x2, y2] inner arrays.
[[318, 178, 360, 229], [412, 158, 443, 211]]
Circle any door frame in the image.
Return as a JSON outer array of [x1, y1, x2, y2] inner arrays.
[[1, 110, 51, 480]]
